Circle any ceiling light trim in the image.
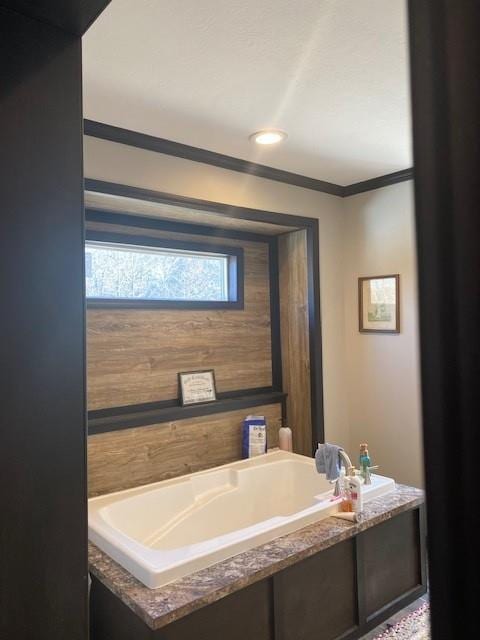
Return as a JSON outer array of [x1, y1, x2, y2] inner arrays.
[[249, 129, 288, 145]]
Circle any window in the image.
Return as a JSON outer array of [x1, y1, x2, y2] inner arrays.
[[85, 232, 243, 309]]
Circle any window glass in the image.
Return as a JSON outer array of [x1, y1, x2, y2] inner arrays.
[[85, 241, 229, 301]]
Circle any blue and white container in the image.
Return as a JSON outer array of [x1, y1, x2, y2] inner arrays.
[[242, 415, 267, 458]]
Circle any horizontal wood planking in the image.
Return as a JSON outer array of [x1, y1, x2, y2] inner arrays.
[[88, 403, 282, 496], [87, 221, 272, 410], [279, 230, 312, 456], [85, 179, 319, 228], [85, 191, 297, 236]]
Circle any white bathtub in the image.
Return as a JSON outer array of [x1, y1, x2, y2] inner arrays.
[[88, 450, 395, 589]]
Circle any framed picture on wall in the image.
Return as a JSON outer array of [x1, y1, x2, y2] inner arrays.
[[358, 274, 400, 334], [178, 369, 217, 406]]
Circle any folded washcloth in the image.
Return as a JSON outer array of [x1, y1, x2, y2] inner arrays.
[[315, 443, 344, 481]]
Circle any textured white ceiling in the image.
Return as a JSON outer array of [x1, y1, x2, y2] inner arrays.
[[82, 0, 411, 185]]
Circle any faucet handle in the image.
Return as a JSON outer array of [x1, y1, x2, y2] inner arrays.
[[363, 465, 379, 485]]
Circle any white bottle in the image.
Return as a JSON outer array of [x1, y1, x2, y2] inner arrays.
[[279, 425, 293, 452], [347, 475, 363, 514]]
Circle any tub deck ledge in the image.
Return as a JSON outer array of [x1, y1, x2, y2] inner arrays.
[[88, 483, 424, 631]]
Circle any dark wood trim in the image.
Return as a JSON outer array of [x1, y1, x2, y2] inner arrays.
[[354, 535, 367, 626], [90, 577, 153, 640], [89, 386, 276, 419], [342, 169, 414, 197], [86, 207, 276, 244], [88, 389, 287, 434], [84, 121, 414, 198], [341, 587, 426, 640], [87, 298, 244, 310], [86, 230, 244, 262], [0, 5, 105, 639], [408, 3, 480, 636], [358, 274, 400, 334], [0, 1, 111, 36], [85, 229, 244, 310], [365, 586, 425, 625], [418, 503, 428, 589], [85, 179, 317, 229], [269, 239, 283, 391], [84, 120, 344, 197], [306, 223, 325, 450]]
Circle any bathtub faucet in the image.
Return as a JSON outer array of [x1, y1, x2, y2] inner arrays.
[[332, 450, 356, 497]]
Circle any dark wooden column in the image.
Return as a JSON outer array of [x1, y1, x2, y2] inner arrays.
[[0, 2, 109, 639], [408, 2, 480, 638]]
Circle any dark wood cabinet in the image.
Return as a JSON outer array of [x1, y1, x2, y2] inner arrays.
[[159, 580, 273, 640], [91, 578, 274, 640], [90, 507, 427, 640], [362, 509, 423, 618], [273, 540, 357, 640]]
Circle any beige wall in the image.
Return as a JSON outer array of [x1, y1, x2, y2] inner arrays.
[[84, 137, 422, 486], [343, 182, 423, 487]]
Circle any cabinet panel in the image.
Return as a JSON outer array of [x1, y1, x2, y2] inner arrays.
[[362, 509, 422, 617], [90, 577, 153, 640], [273, 539, 357, 640], [159, 579, 273, 640]]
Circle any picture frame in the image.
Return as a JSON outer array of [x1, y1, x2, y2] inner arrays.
[[178, 369, 217, 406], [358, 274, 400, 334]]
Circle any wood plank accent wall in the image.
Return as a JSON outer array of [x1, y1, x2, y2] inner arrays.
[[85, 192, 297, 235], [278, 230, 312, 456], [86, 221, 272, 410], [88, 403, 282, 496]]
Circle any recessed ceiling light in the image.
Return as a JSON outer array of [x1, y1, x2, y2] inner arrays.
[[249, 130, 287, 145]]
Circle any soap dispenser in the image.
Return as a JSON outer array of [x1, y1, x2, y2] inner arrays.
[[279, 422, 293, 452], [348, 475, 363, 514]]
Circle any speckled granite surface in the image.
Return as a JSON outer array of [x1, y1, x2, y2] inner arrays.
[[88, 484, 424, 630]]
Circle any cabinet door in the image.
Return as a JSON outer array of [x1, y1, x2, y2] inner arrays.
[[159, 579, 273, 640], [361, 509, 423, 618], [273, 539, 357, 640], [90, 577, 154, 640]]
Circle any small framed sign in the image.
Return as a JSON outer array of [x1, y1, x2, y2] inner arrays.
[[178, 369, 217, 406], [359, 274, 400, 334]]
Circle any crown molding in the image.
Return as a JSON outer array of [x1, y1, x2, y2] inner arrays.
[[84, 119, 413, 198], [84, 119, 343, 196], [342, 168, 414, 196]]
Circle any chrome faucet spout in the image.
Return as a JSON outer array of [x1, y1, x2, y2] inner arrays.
[[332, 449, 355, 496], [338, 450, 354, 475]]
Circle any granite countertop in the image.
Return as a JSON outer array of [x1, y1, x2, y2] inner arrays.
[[88, 484, 424, 631]]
